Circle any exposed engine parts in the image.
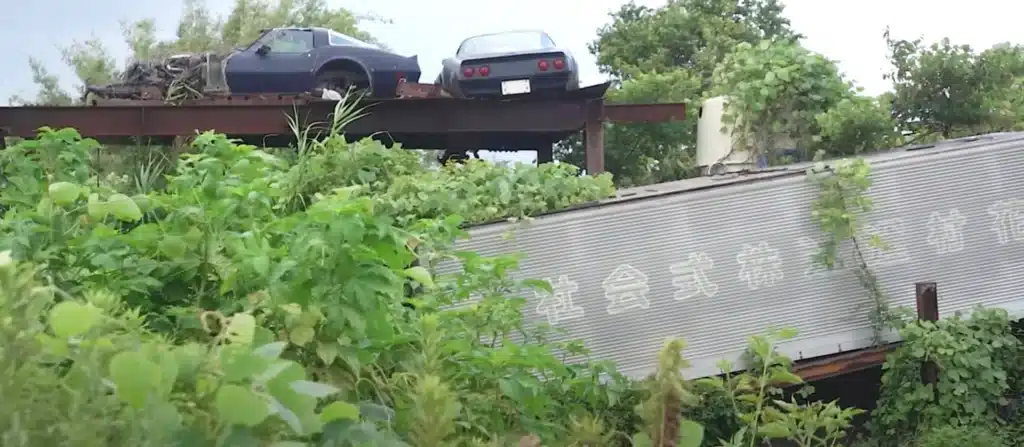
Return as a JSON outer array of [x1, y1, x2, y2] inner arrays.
[[82, 53, 228, 104]]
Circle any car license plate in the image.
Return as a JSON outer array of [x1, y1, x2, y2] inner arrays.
[[501, 79, 531, 95]]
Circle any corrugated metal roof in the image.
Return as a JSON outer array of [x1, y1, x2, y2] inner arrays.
[[449, 131, 1024, 379]]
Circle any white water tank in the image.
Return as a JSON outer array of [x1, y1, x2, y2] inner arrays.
[[696, 96, 801, 175], [696, 96, 754, 175]]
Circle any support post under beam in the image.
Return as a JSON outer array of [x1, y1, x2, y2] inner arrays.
[[584, 100, 605, 174]]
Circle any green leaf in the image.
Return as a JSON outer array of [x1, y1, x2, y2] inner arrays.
[[769, 368, 804, 386], [254, 341, 287, 359], [49, 301, 102, 338], [107, 193, 143, 222], [316, 342, 338, 365], [632, 433, 654, 447], [109, 351, 160, 408], [215, 384, 270, 427], [289, 326, 315, 346], [758, 422, 791, 439], [290, 380, 340, 398], [48, 181, 81, 206], [158, 236, 187, 259], [319, 401, 360, 422], [87, 193, 108, 220], [402, 266, 435, 289], [225, 313, 256, 345], [677, 420, 705, 447]]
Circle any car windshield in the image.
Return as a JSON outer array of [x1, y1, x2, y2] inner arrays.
[[458, 31, 556, 56], [328, 30, 377, 48]]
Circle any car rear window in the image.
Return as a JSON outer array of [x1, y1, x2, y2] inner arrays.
[[458, 31, 556, 56]]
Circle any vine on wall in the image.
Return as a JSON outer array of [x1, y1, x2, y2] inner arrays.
[[806, 156, 896, 343]]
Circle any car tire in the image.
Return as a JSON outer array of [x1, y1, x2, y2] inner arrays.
[[316, 70, 372, 98]]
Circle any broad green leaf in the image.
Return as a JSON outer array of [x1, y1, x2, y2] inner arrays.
[[289, 326, 315, 346], [290, 380, 340, 398], [222, 349, 271, 383], [225, 313, 256, 345], [48, 181, 81, 206], [158, 236, 188, 259], [316, 342, 339, 365], [216, 384, 270, 427], [107, 193, 143, 222], [254, 341, 287, 359], [49, 301, 102, 338], [319, 401, 360, 422], [109, 351, 160, 408], [677, 420, 705, 447], [632, 433, 654, 447], [403, 266, 435, 288]]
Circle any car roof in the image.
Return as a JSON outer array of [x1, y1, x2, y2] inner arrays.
[[461, 29, 552, 41]]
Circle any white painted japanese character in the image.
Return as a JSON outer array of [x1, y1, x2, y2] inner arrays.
[[535, 275, 584, 325], [669, 252, 719, 300], [926, 209, 967, 254], [602, 264, 651, 315], [988, 199, 1024, 245], [736, 242, 784, 290], [863, 218, 911, 266]]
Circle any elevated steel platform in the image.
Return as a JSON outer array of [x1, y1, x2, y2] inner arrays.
[[0, 83, 686, 174]]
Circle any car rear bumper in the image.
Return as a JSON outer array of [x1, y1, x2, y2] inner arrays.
[[457, 72, 576, 98]]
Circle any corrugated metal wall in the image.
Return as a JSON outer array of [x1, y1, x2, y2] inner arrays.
[[446, 133, 1024, 379]]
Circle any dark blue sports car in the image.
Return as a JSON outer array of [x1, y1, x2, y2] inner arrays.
[[84, 26, 422, 102]]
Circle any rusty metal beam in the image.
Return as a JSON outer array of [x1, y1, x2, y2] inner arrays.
[[794, 344, 898, 382], [603, 102, 687, 123], [0, 97, 591, 140]]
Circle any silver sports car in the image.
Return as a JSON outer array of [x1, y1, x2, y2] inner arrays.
[[436, 30, 581, 99]]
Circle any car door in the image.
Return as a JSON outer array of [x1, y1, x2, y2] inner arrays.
[[227, 29, 319, 93]]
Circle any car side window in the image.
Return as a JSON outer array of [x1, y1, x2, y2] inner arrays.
[[264, 29, 314, 53]]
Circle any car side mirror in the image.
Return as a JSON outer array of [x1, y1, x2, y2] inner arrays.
[[256, 44, 271, 56]]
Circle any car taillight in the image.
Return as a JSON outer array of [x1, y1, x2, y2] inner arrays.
[[553, 59, 565, 70], [478, 65, 490, 76], [463, 67, 474, 77], [537, 60, 549, 71]]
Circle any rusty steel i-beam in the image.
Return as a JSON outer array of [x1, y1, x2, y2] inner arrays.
[[0, 92, 685, 175]]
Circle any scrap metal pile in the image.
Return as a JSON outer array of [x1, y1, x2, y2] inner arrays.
[[83, 53, 228, 105]]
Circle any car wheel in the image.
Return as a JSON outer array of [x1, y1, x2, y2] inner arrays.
[[316, 70, 372, 98]]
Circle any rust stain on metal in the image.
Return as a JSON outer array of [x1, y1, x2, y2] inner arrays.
[[602, 102, 687, 123], [396, 80, 452, 98], [793, 344, 898, 382]]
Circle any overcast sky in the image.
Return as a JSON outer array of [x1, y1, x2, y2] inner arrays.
[[3, 1, 1022, 161]]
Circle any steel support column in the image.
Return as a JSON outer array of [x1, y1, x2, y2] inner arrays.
[[585, 100, 605, 174]]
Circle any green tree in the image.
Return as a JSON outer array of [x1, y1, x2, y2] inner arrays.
[[12, 0, 377, 106], [884, 30, 1024, 140], [560, 0, 800, 186], [707, 39, 866, 162]]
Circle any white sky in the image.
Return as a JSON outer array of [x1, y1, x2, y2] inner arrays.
[[4, 0, 1022, 162]]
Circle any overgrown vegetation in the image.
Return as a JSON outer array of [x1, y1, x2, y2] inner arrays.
[[6, 1, 1024, 445], [4, 112, 1023, 446]]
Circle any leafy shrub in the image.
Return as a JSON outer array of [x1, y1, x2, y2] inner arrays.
[[871, 307, 1023, 446]]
